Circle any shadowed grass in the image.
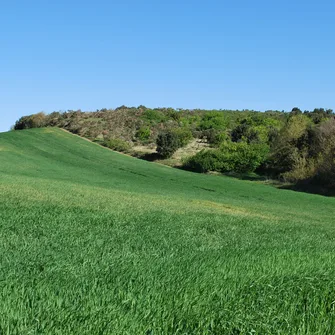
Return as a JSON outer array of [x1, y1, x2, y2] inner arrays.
[[1, 128, 335, 334]]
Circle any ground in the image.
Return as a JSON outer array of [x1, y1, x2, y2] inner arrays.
[[1, 128, 335, 334]]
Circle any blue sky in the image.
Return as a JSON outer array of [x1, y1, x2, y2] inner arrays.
[[1, 0, 334, 132]]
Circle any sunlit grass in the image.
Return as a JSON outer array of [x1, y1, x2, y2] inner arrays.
[[1, 128, 335, 334]]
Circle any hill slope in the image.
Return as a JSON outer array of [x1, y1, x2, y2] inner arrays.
[[1, 128, 335, 334]]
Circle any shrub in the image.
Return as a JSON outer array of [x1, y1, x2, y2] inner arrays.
[[14, 112, 47, 130], [282, 156, 317, 182], [197, 112, 227, 131], [183, 142, 269, 174], [266, 144, 300, 176], [104, 138, 131, 153], [220, 142, 269, 173], [263, 115, 314, 178], [135, 126, 151, 142], [231, 117, 282, 145], [46, 112, 63, 127], [156, 131, 180, 158], [198, 129, 229, 147], [305, 119, 335, 188], [285, 114, 312, 142], [197, 129, 219, 145], [172, 128, 193, 147], [156, 128, 193, 158], [141, 109, 166, 124], [166, 109, 181, 121], [313, 151, 335, 188], [183, 150, 231, 173], [231, 120, 255, 143]]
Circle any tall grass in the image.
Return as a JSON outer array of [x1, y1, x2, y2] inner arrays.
[[1, 128, 335, 334]]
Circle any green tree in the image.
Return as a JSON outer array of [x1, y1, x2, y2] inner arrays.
[[135, 126, 151, 142], [14, 112, 47, 130], [183, 142, 269, 174], [156, 131, 180, 158], [197, 112, 227, 131]]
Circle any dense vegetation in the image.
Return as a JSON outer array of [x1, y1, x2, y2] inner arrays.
[[13, 106, 335, 194], [1, 128, 335, 334]]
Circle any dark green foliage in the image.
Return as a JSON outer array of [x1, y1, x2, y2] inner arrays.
[[156, 128, 193, 158], [135, 126, 151, 142], [197, 112, 228, 131], [183, 149, 229, 173], [156, 131, 180, 158], [312, 152, 335, 189], [303, 108, 333, 124], [14, 112, 47, 130], [166, 108, 182, 121], [184, 142, 269, 174], [198, 128, 221, 146], [171, 128, 193, 147], [210, 131, 230, 147], [223, 142, 269, 173], [306, 119, 335, 189], [46, 111, 63, 126], [267, 144, 300, 175], [291, 107, 302, 115], [231, 116, 282, 145], [264, 115, 313, 180], [231, 120, 260, 143], [141, 109, 166, 124]]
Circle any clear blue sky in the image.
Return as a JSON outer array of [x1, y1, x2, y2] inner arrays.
[[1, 0, 334, 132]]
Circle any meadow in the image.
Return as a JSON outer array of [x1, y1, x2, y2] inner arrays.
[[1, 128, 335, 334]]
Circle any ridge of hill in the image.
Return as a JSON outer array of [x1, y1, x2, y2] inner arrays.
[[13, 106, 335, 195], [1, 128, 335, 334]]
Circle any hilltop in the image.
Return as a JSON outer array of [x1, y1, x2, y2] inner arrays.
[[13, 106, 335, 194], [1, 128, 335, 334]]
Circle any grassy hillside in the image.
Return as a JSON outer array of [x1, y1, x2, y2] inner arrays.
[[15, 108, 335, 194], [1, 128, 335, 334]]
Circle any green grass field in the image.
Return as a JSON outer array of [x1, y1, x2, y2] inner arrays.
[[1, 128, 335, 334]]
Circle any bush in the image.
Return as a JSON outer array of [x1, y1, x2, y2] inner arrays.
[[267, 144, 300, 175], [183, 142, 269, 174], [231, 117, 282, 145], [282, 156, 317, 182], [141, 109, 166, 124], [172, 128, 193, 147], [135, 126, 151, 142], [156, 131, 180, 158], [14, 112, 47, 130], [231, 123, 259, 143], [197, 112, 227, 131], [305, 119, 335, 188], [104, 139, 131, 153], [183, 150, 232, 173], [156, 128, 193, 158], [313, 152, 335, 188], [220, 142, 269, 173], [46, 112, 63, 127]]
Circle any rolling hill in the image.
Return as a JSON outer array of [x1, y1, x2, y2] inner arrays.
[[1, 128, 335, 334]]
